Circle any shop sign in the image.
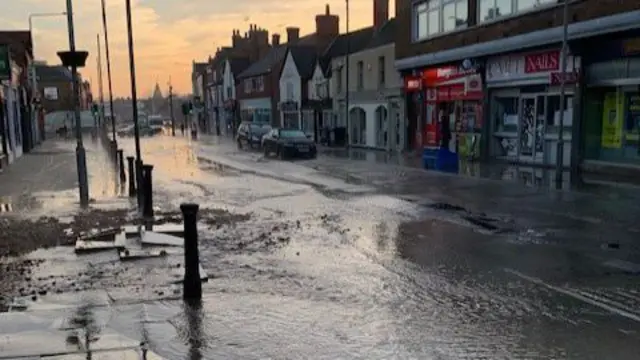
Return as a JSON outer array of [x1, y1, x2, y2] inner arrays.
[[427, 83, 483, 102], [422, 66, 475, 84], [601, 92, 623, 148], [404, 76, 422, 91], [622, 38, 640, 55], [486, 49, 579, 84], [549, 71, 579, 85], [524, 50, 560, 73], [0, 45, 10, 80]]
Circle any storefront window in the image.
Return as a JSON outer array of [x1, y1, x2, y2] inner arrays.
[[545, 95, 573, 130], [492, 96, 519, 133], [584, 88, 640, 164]]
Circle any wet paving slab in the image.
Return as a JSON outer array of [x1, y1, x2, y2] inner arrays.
[[3, 135, 637, 358]]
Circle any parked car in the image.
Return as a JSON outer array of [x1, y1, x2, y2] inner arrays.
[[262, 128, 317, 159], [236, 122, 272, 149], [117, 123, 163, 137]]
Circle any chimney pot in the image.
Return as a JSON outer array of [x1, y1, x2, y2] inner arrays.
[[286, 27, 300, 43], [374, 0, 389, 29], [326, 4, 330, 15], [272, 33, 281, 46]]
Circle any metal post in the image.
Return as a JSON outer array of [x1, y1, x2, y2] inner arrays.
[[117, 149, 126, 184], [100, 0, 117, 143], [181, 203, 202, 300], [96, 34, 106, 132], [64, 0, 89, 208], [344, 0, 350, 148], [555, 0, 570, 189], [142, 164, 154, 218], [127, 156, 136, 197], [125, 0, 144, 211], [169, 80, 175, 136]]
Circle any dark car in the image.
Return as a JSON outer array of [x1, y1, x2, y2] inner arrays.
[[236, 122, 272, 150], [262, 128, 317, 159]]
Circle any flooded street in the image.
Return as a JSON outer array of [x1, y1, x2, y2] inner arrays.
[[2, 135, 640, 359]]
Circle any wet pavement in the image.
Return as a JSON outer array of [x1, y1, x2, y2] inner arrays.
[[1, 133, 640, 359]]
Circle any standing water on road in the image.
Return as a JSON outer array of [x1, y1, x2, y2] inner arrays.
[[1, 136, 639, 359]]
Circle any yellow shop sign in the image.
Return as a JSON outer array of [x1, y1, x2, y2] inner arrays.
[[601, 92, 623, 148]]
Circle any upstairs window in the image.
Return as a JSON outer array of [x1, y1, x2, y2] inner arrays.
[[357, 61, 364, 90], [479, 0, 555, 23], [413, 0, 468, 41], [378, 56, 386, 88]]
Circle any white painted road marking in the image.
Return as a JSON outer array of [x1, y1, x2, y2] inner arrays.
[[504, 268, 640, 323]]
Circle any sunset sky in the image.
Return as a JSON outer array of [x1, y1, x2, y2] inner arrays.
[[2, 0, 394, 98]]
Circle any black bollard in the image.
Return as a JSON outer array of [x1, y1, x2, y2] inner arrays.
[[109, 140, 117, 161], [117, 150, 126, 184], [181, 203, 201, 300], [135, 159, 144, 213], [127, 156, 136, 197], [142, 164, 154, 218]]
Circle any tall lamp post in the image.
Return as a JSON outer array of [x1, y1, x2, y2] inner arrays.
[[100, 0, 117, 146], [344, 0, 350, 148], [58, 0, 89, 207], [28, 11, 67, 144], [125, 0, 144, 210], [168, 78, 175, 136], [554, 0, 570, 188]]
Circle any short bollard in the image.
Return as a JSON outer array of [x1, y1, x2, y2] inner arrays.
[[117, 150, 126, 184], [127, 156, 136, 197], [109, 140, 117, 161], [181, 203, 202, 300], [142, 164, 154, 218]]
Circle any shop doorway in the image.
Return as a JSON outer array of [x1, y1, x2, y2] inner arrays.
[[518, 94, 546, 162], [375, 105, 388, 148]]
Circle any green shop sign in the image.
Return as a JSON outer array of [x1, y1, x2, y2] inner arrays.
[[0, 44, 10, 80]]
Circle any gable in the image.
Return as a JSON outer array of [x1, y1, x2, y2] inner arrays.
[[311, 63, 325, 83], [280, 50, 300, 81]]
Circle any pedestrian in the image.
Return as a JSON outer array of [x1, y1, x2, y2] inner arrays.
[[180, 123, 185, 135]]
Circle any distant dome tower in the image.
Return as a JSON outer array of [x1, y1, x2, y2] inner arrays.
[[151, 82, 164, 114]]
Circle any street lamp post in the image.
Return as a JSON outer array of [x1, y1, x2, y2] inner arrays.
[[554, 0, 570, 188], [169, 79, 175, 136], [100, 0, 117, 146], [28, 11, 67, 144], [59, 0, 89, 207], [344, 0, 350, 148], [125, 0, 144, 211]]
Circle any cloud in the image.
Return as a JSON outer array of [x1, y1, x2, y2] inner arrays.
[[1, 0, 392, 97]]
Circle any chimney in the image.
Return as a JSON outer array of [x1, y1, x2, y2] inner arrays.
[[272, 33, 280, 46], [373, 0, 389, 29], [286, 27, 300, 43], [315, 4, 340, 37]]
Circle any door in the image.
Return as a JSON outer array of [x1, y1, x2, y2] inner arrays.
[[518, 95, 536, 160], [518, 95, 546, 162]]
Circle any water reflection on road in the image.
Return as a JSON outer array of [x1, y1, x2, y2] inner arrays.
[[2, 135, 639, 359]]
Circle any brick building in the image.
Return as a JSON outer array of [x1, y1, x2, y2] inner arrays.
[[395, 0, 640, 183], [0, 30, 34, 166], [236, 4, 340, 127]]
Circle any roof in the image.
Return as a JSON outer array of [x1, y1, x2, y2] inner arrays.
[[0, 31, 33, 66], [192, 62, 207, 76], [366, 18, 396, 49], [322, 26, 375, 59], [35, 65, 72, 81], [229, 57, 252, 79], [288, 45, 318, 79], [238, 45, 288, 79]]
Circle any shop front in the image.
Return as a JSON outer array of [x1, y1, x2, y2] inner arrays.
[[404, 65, 484, 158], [239, 97, 271, 126], [280, 100, 299, 129], [581, 36, 640, 176], [486, 48, 580, 167]]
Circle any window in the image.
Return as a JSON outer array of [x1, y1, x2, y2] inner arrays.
[[244, 79, 252, 94], [256, 76, 264, 92], [378, 56, 386, 88], [336, 67, 343, 93], [413, 0, 468, 41], [479, 0, 555, 23], [286, 82, 294, 100], [226, 87, 232, 99], [356, 61, 364, 90]]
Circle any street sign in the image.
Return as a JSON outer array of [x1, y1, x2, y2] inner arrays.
[[0, 45, 10, 80]]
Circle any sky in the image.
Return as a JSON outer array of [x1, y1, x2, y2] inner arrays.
[[1, 0, 394, 98]]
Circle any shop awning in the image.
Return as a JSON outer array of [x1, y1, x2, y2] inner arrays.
[[395, 10, 640, 71]]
